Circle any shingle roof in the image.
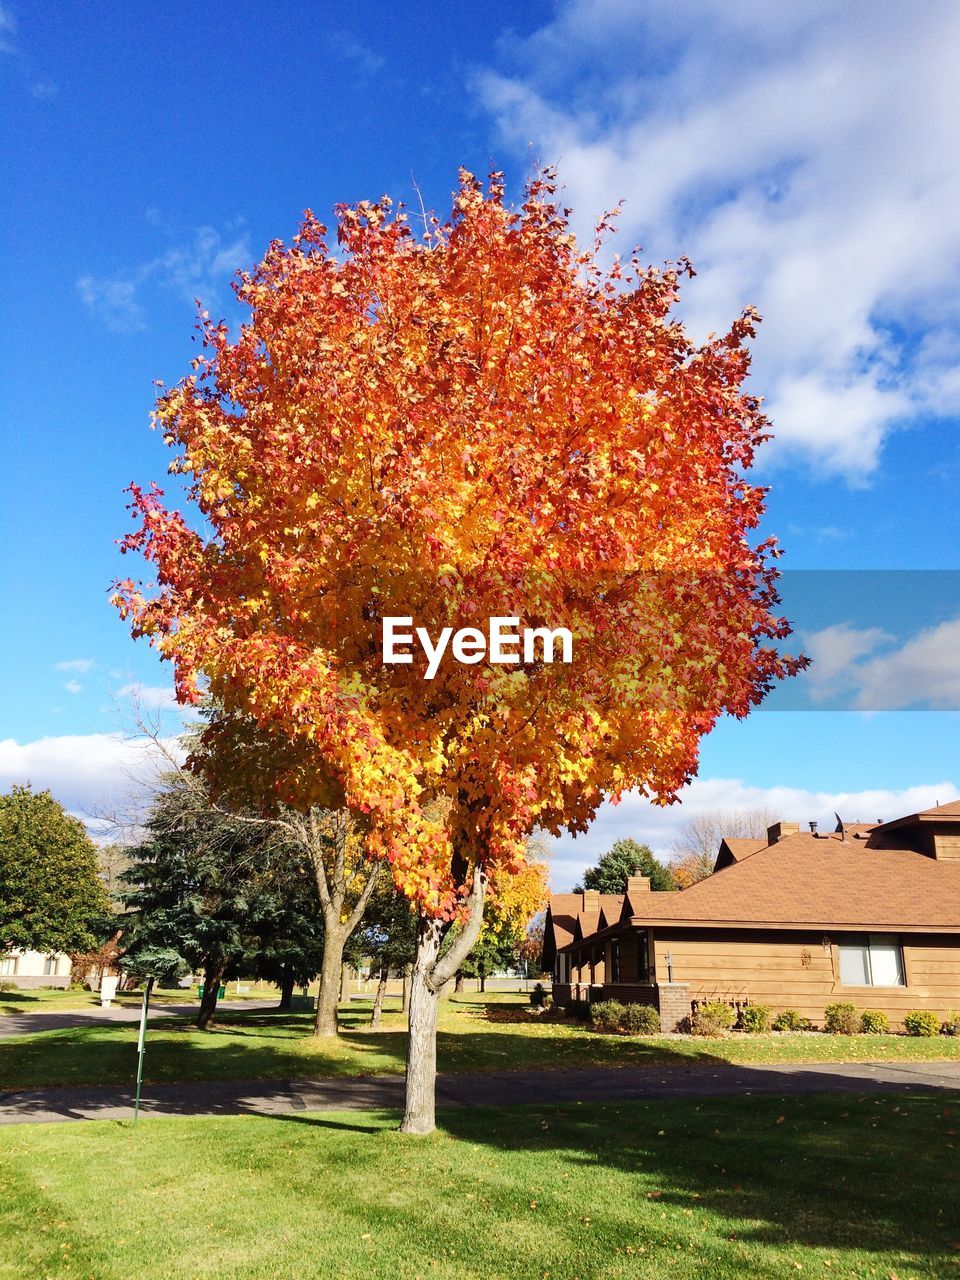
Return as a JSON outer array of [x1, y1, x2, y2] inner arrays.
[[720, 838, 767, 862], [617, 829, 960, 931], [543, 894, 581, 951]]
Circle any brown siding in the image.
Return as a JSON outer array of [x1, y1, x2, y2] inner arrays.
[[650, 928, 960, 1029], [934, 833, 960, 861]]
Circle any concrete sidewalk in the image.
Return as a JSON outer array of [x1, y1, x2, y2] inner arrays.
[[2, 1060, 958, 1125]]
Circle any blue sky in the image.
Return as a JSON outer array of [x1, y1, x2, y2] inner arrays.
[[1, 1, 958, 884]]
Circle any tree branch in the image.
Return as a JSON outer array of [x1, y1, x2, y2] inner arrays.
[[430, 863, 486, 989]]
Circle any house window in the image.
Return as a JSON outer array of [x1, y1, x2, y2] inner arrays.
[[839, 935, 905, 987], [43, 955, 58, 976], [635, 932, 650, 983], [0, 956, 17, 976], [610, 939, 620, 983]]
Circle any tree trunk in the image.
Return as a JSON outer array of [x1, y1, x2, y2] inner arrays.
[[314, 933, 345, 1037], [340, 963, 350, 1002], [401, 967, 411, 1015], [401, 919, 444, 1135], [401, 866, 487, 1135], [454, 972, 464, 993], [479, 973, 486, 993], [278, 969, 295, 1011], [371, 964, 389, 1028], [197, 960, 226, 1030]]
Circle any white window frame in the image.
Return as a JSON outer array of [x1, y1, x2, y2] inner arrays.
[[0, 955, 17, 976], [838, 934, 905, 987]]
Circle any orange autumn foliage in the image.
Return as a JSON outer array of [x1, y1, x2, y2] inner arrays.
[[114, 169, 804, 916]]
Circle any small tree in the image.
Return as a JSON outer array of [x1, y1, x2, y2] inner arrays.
[[0, 785, 110, 956], [574, 838, 675, 894]]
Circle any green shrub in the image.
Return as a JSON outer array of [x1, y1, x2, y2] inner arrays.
[[691, 1000, 736, 1037], [529, 983, 546, 1008], [739, 1004, 771, 1034], [771, 1008, 804, 1032], [621, 1003, 661, 1035], [567, 999, 591, 1022], [903, 1009, 940, 1037], [0, 980, 16, 994], [941, 1011, 960, 1037], [859, 1009, 889, 1034], [591, 999, 627, 1033], [824, 1002, 860, 1035]]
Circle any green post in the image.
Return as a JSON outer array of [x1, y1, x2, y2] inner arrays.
[[133, 975, 155, 1125]]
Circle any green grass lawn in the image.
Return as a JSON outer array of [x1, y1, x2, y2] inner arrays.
[[1, 1093, 957, 1279], [2, 994, 960, 1091], [0, 983, 281, 1016]]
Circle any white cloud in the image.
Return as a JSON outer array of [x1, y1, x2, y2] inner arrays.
[[63, 680, 83, 695], [799, 623, 890, 703], [54, 658, 94, 673], [476, 0, 960, 479], [77, 224, 251, 333], [548, 776, 960, 888], [115, 681, 179, 711], [327, 31, 384, 77], [0, 732, 182, 829], [790, 615, 960, 710], [853, 617, 960, 710], [76, 275, 145, 333], [0, 2, 16, 54], [30, 78, 57, 98]]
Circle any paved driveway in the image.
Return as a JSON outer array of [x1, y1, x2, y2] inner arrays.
[[0, 999, 277, 1038], [2, 1060, 958, 1125]]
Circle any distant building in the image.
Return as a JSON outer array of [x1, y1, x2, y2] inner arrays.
[[544, 801, 960, 1031], [0, 949, 71, 989]]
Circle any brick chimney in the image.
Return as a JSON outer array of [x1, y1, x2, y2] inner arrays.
[[582, 889, 600, 913], [627, 874, 651, 896], [766, 821, 801, 845]]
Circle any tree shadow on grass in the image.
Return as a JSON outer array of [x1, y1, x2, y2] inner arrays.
[[269, 1087, 960, 1271], [437, 1090, 960, 1265]]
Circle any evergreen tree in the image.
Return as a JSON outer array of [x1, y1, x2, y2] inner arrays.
[[121, 775, 323, 1027], [573, 838, 676, 894]]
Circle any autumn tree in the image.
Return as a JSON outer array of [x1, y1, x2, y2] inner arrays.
[[573, 838, 676, 894], [0, 785, 110, 958], [459, 855, 549, 990], [671, 808, 776, 886], [114, 170, 804, 1132]]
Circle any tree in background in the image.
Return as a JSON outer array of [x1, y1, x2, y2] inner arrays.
[[459, 855, 549, 991], [517, 915, 546, 977], [121, 774, 323, 1028], [0, 785, 110, 957], [574, 838, 676, 894], [241, 852, 327, 1010], [114, 170, 804, 1131], [671, 809, 776, 887], [186, 711, 382, 1038], [346, 879, 417, 1028]]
